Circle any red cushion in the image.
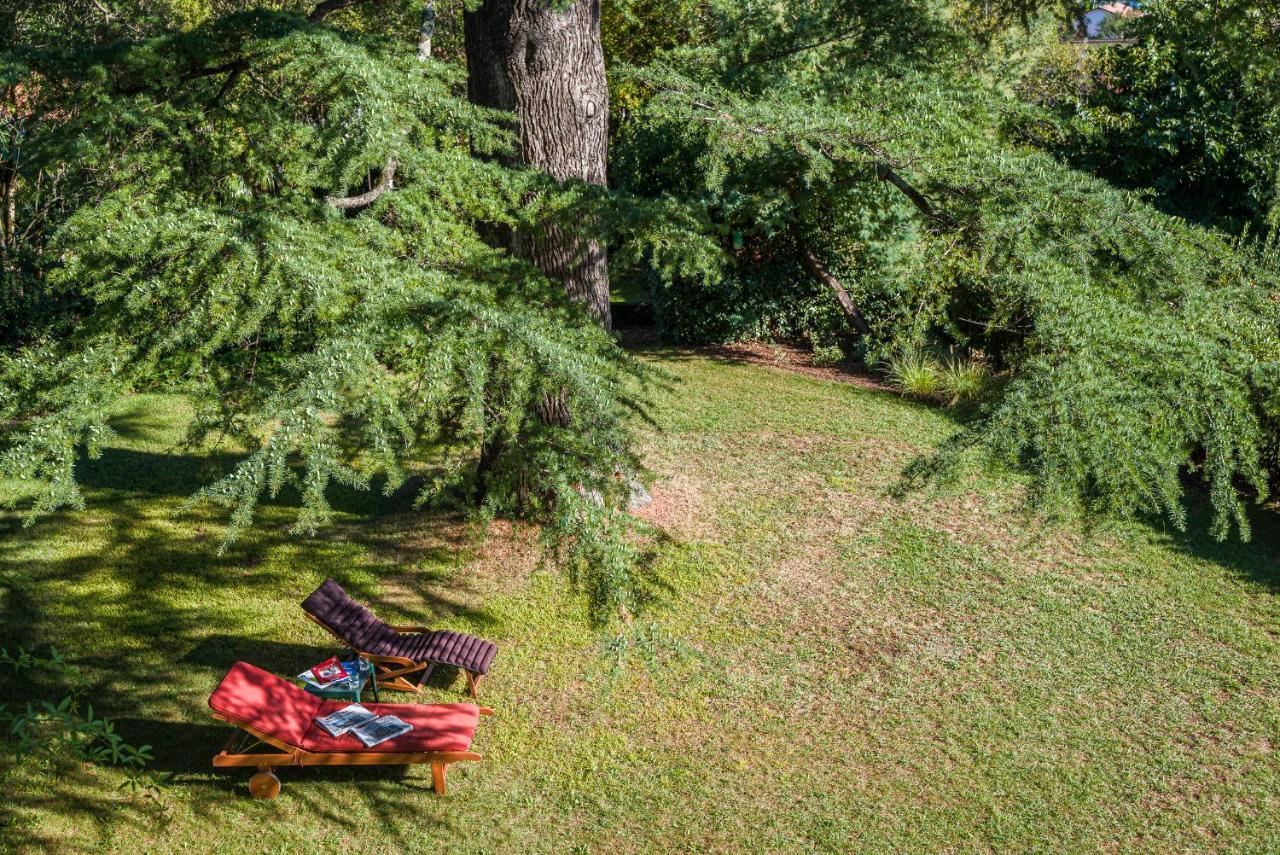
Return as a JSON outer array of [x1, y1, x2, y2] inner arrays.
[[302, 701, 480, 754], [208, 661, 323, 748]]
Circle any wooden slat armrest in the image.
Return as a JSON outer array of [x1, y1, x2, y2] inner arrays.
[[364, 652, 418, 667]]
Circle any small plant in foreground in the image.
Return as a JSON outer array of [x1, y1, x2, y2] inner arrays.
[[0, 647, 171, 809], [886, 351, 944, 401], [940, 355, 990, 405]]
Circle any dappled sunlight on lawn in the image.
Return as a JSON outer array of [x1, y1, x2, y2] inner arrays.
[[2, 358, 1279, 852]]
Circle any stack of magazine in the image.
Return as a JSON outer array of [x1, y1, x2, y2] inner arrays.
[[314, 703, 413, 747], [297, 657, 364, 694]]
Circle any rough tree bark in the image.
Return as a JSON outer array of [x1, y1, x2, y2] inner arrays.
[[0, 165, 14, 250], [799, 244, 871, 336], [464, 0, 612, 329]]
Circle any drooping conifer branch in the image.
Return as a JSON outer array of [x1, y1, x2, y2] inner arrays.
[[325, 157, 398, 210], [682, 97, 949, 228], [308, 0, 372, 23]]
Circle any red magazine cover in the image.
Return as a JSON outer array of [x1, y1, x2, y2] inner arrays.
[[310, 656, 349, 685]]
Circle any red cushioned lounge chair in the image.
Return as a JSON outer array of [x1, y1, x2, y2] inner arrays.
[[209, 661, 492, 798], [301, 578, 498, 698]]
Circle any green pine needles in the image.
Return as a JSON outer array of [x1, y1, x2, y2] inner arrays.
[[0, 11, 652, 625], [617, 59, 1280, 540]]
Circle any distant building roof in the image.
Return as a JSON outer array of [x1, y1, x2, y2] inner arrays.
[[1071, 2, 1146, 41], [1094, 2, 1144, 16]]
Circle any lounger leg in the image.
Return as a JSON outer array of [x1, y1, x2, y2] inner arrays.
[[431, 761, 447, 795], [249, 766, 282, 800], [465, 671, 482, 699]]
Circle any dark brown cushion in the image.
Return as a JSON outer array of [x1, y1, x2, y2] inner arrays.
[[301, 579, 498, 675], [302, 578, 397, 654], [396, 630, 498, 676]]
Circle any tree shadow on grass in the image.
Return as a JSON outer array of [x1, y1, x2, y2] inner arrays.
[[0, 480, 499, 642], [1143, 493, 1280, 594], [181, 636, 332, 675], [0, 493, 502, 850], [0, 727, 466, 853], [73, 446, 435, 518], [0, 459, 506, 726], [0, 762, 174, 854], [627, 339, 894, 392]]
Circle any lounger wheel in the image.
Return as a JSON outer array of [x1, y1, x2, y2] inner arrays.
[[248, 768, 281, 800]]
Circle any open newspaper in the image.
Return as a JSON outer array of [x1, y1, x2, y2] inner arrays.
[[314, 703, 376, 737], [350, 715, 412, 747], [314, 704, 413, 747]]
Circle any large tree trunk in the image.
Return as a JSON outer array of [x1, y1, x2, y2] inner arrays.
[[464, 0, 612, 329]]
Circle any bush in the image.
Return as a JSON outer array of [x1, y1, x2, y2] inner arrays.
[[637, 234, 847, 347], [886, 350, 989, 406], [1013, 0, 1280, 232], [0, 647, 167, 802], [886, 351, 945, 401], [940, 355, 990, 405]]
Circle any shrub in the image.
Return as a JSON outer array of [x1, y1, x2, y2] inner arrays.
[[0, 647, 167, 802], [1013, 0, 1280, 232], [940, 355, 990, 405], [887, 351, 945, 401]]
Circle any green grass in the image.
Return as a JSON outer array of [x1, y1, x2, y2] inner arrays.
[[2, 352, 1278, 853]]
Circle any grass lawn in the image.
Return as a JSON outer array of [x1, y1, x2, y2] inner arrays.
[[1, 349, 1278, 853]]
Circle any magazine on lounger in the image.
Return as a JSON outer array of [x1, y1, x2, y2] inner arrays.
[[350, 715, 412, 747], [314, 703, 378, 737], [298, 658, 363, 692]]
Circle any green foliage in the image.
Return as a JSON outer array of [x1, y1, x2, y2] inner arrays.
[[602, 0, 708, 117], [946, 0, 1076, 41], [887, 350, 944, 401], [939, 355, 989, 405], [0, 9, 653, 625], [896, 172, 1280, 538], [617, 46, 1280, 538], [5, 0, 1279, 622], [1015, 0, 1280, 231], [548, 495, 654, 628], [0, 647, 169, 801], [887, 350, 989, 406], [640, 244, 849, 347]]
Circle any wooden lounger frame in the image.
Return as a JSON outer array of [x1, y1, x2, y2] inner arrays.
[[212, 708, 494, 798], [304, 612, 487, 699]]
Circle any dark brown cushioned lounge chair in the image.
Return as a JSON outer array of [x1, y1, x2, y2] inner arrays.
[[302, 578, 498, 698]]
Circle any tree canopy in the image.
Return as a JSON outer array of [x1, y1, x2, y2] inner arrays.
[[1, 6, 653, 625], [610, 0, 1280, 537]]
